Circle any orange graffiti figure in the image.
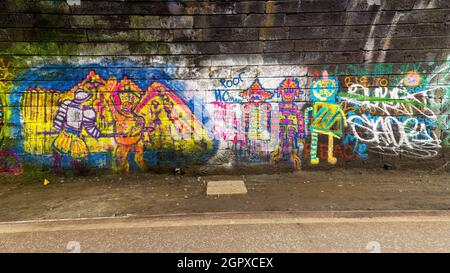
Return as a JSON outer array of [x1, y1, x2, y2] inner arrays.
[[106, 78, 148, 172], [404, 71, 422, 88]]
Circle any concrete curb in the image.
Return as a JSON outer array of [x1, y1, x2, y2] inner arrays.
[[2, 209, 450, 234]]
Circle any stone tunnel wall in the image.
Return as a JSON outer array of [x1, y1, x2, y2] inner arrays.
[[0, 0, 449, 174]]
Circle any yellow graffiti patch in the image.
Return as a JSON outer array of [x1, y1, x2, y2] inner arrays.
[[20, 71, 212, 157]]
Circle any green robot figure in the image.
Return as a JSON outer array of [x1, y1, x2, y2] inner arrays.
[[305, 71, 347, 165]]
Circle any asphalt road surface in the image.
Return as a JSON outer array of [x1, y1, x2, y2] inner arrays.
[[1, 211, 450, 253]]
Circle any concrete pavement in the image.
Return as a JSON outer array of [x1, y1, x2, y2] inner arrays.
[[1, 169, 450, 222], [1, 211, 450, 253]]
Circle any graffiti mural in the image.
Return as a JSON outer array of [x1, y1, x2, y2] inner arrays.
[[0, 58, 23, 174], [102, 77, 147, 172], [341, 74, 441, 158], [270, 78, 305, 170], [0, 148, 23, 174], [305, 71, 346, 165], [13, 64, 215, 172], [204, 62, 447, 171], [0, 96, 3, 142], [240, 79, 273, 161], [208, 72, 248, 163], [428, 59, 450, 147], [52, 88, 101, 169], [0, 96, 14, 173], [1, 61, 448, 174], [0, 57, 12, 146], [137, 81, 212, 156], [438, 72, 450, 147], [344, 75, 389, 88]]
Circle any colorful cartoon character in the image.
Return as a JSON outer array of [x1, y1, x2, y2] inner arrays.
[[52, 89, 101, 169], [240, 79, 273, 160], [271, 78, 305, 170], [305, 71, 346, 165], [105, 78, 148, 172]]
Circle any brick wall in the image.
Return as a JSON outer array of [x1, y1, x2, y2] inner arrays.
[[0, 0, 449, 174]]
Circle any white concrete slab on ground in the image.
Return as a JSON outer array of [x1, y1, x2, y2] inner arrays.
[[206, 180, 247, 196]]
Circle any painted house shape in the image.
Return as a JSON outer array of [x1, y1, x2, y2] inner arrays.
[[240, 79, 273, 142], [136, 81, 212, 152]]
